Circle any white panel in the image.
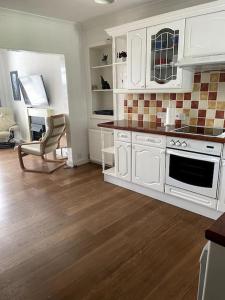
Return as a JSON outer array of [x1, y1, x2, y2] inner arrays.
[[165, 185, 217, 209], [132, 132, 166, 148], [132, 144, 165, 192], [185, 11, 225, 57], [115, 140, 131, 181], [127, 28, 146, 89], [114, 129, 131, 142], [89, 129, 113, 165]]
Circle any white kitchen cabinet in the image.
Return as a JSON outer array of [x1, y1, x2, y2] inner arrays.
[[185, 11, 225, 58], [89, 129, 113, 165], [115, 140, 131, 181], [217, 160, 225, 212], [146, 19, 186, 89], [127, 28, 146, 89], [132, 144, 165, 192]]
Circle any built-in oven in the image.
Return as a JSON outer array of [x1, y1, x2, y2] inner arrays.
[[166, 138, 222, 199]]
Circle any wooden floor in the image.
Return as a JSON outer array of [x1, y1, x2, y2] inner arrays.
[[0, 149, 213, 300]]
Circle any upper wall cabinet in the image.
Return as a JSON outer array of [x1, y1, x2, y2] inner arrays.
[[146, 20, 186, 89], [127, 28, 146, 89], [185, 11, 225, 57], [127, 20, 192, 91]]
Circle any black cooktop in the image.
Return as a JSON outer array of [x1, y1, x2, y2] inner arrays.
[[173, 126, 225, 137]]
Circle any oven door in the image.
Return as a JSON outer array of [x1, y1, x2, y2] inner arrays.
[[166, 149, 220, 198]]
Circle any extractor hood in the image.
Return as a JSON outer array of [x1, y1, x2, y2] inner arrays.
[[177, 54, 225, 72]]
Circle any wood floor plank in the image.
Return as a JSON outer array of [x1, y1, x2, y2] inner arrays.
[[0, 149, 213, 300]]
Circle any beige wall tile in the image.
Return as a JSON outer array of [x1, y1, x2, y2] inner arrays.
[[208, 101, 216, 109], [210, 73, 220, 82], [200, 92, 208, 100], [205, 119, 214, 127], [198, 100, 208, 109], [206, 109, 216, 119], [216, 102, 225, 110], [214, 119, 224, 128]]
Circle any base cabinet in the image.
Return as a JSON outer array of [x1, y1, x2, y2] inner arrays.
[[132, 144, 165, 192], [89, 129, 113, 165], [115, 141, 131, 181]]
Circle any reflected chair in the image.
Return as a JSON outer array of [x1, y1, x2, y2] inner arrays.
[[18, 114, 66, 173]]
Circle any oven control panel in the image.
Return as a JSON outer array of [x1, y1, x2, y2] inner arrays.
[[166, 137, 222, 156]]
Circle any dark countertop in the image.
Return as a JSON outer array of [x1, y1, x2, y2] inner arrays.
[[98, 120, 225, 143], [206, 214, 225, 247]]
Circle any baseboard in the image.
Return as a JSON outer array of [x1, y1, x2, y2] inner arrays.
[[74, 158, 90, 167], [104, 175, 222, 220]]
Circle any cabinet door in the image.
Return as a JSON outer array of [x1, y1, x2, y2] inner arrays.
[[127, 28, 146, 89], [185, 11, 225, 57], [146, 19, 185, 89], [115, 141, 131, 181], [132, 144, 165, 192], [89, 129, 113, 165]]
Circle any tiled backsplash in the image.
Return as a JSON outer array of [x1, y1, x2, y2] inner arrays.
[[124, 71, 225, 128]]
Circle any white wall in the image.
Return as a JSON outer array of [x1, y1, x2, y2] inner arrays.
[[1, 50, 69, 141], [0, 8, 88, 166]]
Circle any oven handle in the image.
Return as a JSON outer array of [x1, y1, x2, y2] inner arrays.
[[166, 149, 220, 163]]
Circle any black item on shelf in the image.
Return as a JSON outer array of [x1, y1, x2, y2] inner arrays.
[[94, 110, 113, 116], [100, 76, 111, 90], [118, 51, 127, 59]]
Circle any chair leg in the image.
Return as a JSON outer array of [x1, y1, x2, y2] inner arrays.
[[18, 147, 66, 174], [18, 145, 26, 171], [41, 155, 66, 173]]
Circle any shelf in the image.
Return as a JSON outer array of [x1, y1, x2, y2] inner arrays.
[[91, 114, 114, 120], [91, 64, 112, 69], [114, 61, 127, 65], [103, 167, 115, 177], [102, 146, 114, 155], [92, 89, 113, 92], [114, 89, 129, 94]]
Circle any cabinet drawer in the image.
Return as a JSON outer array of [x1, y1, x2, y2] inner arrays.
[[165, 185, 217, 209], [132, 132, 166, 148], [114, 130, 131, 143]]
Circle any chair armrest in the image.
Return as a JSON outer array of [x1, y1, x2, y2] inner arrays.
[[20, 141, 41, 146]]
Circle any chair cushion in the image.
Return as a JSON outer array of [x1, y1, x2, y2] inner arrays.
[[0, 131, 10, 138], [21, 143, 42, 156], [0, 108, 16, 131]]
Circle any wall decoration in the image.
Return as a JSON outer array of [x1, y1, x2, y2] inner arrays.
[[10, 71, 21, 101]]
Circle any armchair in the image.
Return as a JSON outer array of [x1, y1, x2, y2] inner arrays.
[[18, 114, 66, 173], [0, 107, 18, 147]]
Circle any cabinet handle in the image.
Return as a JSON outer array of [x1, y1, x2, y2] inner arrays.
[[119, 134, 128, 138], [146, 138, 157, 143]]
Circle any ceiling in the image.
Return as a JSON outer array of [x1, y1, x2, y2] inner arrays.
[[0, 0, 152, 22]]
